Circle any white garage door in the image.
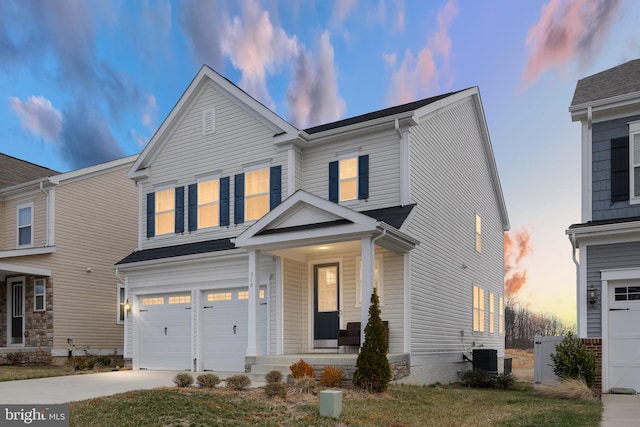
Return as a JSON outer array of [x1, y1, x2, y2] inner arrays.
[[138, 293, 191, 370], [202, 288, 267, 372], [608, 285, 640, 390]]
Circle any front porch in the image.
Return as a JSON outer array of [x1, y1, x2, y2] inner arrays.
[[245, 353, 411, 382]]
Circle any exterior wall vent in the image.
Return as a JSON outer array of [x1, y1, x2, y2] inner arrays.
[[202, 108, 215, 135]]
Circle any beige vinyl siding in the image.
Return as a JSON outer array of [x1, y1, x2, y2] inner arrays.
[[3, 165, 137, 352], [0, 200, 4, 248], [282, 258, 306, 353], [1, 192, 47, 250], [406, 98, 505, 359], [140, 82, 288, 249], [302, 128, 401, 210]]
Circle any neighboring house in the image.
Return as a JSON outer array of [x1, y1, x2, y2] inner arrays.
[[0, 154, 138, 363], [567, 58, 640, 393], [116, 65, 509, 384]]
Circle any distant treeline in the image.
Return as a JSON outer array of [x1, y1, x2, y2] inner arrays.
[[505, 298, 576, 349]]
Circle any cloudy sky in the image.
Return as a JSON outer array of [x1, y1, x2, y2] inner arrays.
[[1, 0, 638, 322]]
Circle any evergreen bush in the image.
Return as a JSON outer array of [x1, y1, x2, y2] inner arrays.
[[265, 370, 283, 384], [225, 374, 251, 390], [264, 382, 287, 398], [173, 373, 194, 387], [196, 373, 220, 388], [352, 288, 391, 393], [550, 332, 597, 388]]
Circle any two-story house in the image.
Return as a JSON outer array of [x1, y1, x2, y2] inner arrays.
[[567, 59, 640, 393], [116, 65, 509, 384], [0, 154, 137, 364]]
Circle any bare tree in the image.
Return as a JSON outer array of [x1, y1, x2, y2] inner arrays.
[[505, 298, 575, 349]]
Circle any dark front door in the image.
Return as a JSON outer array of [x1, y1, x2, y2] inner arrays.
[[11, 281, 23, 345], [314, 263, 340, 348]]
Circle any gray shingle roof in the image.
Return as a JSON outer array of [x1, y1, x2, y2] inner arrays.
[[0, 153, 60, 188], [571, 59, 640, 107]]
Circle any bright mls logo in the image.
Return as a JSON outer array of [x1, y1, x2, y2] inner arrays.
[[1, 405, 68, 426]]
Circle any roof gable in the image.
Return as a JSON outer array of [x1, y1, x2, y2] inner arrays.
[[571, 59, 640, 107], [129, 65, 300, 179]]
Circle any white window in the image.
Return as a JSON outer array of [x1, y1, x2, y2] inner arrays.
[[34, 279, 45, 312], [17, 201, 34, 247], [356, 256, 383, 306], [339, 157, 358, 202], [245, 168, 269, 221], [630, 121, 640, 202], [155, 188, 174, 235], [117, 285, 126, 324], [475, 214, 482, 253], [198, 178, 219, 229], [473, 285, 485, 332], [499, 296, 504, 334], [489, 292, 495, 333]]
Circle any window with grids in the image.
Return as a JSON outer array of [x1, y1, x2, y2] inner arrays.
[[499, 296, 504, 334], [614, 286, 640, 301], [339, 158, 358, 201], [17, 202, 33, 247], [356, 257, 383, 306], [473, 285, 485, 332], [489, 293, 495, 333], [155, 188, 175, 235], [198, 179, 219, 228], [245, 168, 269, 221], [118, 285, 125, 323], [34, 279, 45, 311], [475, 214, 482, 253]]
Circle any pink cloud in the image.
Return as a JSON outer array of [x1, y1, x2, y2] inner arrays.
[[332, 0, 358, 23], [220, 0, 299, 110], [385, 0, 458, 106], [393, 0, 405, 32], [11, 96, 63, 142], [522, 0, 622, 87]]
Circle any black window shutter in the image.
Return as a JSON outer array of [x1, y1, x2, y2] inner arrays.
[[188, 183, 197, 232], [175, 186, 184, 233], [234, 173, 245, 224], [220, 176, 230, 226], [328, 161, 338, 202], [146, 192, 155, 238], [270, 165, 282, 210], [611, 136, 629, 203], [358, 154, 369, 200]]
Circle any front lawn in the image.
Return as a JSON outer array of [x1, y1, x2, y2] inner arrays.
[[69, 382, 602, 427], [0, 365, 77, 382]]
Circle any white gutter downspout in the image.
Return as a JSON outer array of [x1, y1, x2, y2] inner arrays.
[[569, 233, 584, 337], [396, 119, 411, 205], [39, 181, 50, 247]]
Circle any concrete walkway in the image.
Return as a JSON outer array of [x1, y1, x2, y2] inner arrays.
[[601, 394, 640, 427]]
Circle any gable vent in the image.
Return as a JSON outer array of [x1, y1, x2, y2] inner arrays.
[[202, 108, 215, 135]]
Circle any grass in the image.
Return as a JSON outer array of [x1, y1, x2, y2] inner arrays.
[[0, 365, 78, 382], [69, 382, 602, 427]]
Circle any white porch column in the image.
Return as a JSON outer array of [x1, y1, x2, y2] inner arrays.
[[247, 249, 260, 357], [360, 236, 375, 345]]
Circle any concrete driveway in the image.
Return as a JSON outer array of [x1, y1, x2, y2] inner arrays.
[[0, 371, 178, 404], [601, 394, 640, 427]]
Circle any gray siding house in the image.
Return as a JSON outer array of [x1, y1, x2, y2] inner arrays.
[[567, 59, 640, 393], [116, 65, 509, 384]]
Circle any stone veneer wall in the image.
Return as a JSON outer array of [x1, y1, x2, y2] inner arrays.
[[24, 277, 54, 348], [307, 359, 410, 382], [581, 338, 602, 394]]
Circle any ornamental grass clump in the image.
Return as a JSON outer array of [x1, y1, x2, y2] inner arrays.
[[353, 288, 391, 393]]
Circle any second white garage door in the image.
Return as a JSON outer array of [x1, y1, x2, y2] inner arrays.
[[202, 288, 267, 372]]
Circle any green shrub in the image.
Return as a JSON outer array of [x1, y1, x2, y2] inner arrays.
[[320, 366, 344, 387], [225, 375, 251, 390], [550, 332, 597, 388], [353, 288, 391, 393], [493, 372, 515, 389], [462, 369, 492, 388], [265, 370, 283, 384], [173, 373, 194, 387], [293, 376, 316, 393], [264, 382, 287, 398], [196, 373, 220, 388], [290, 359, 315, 379]]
